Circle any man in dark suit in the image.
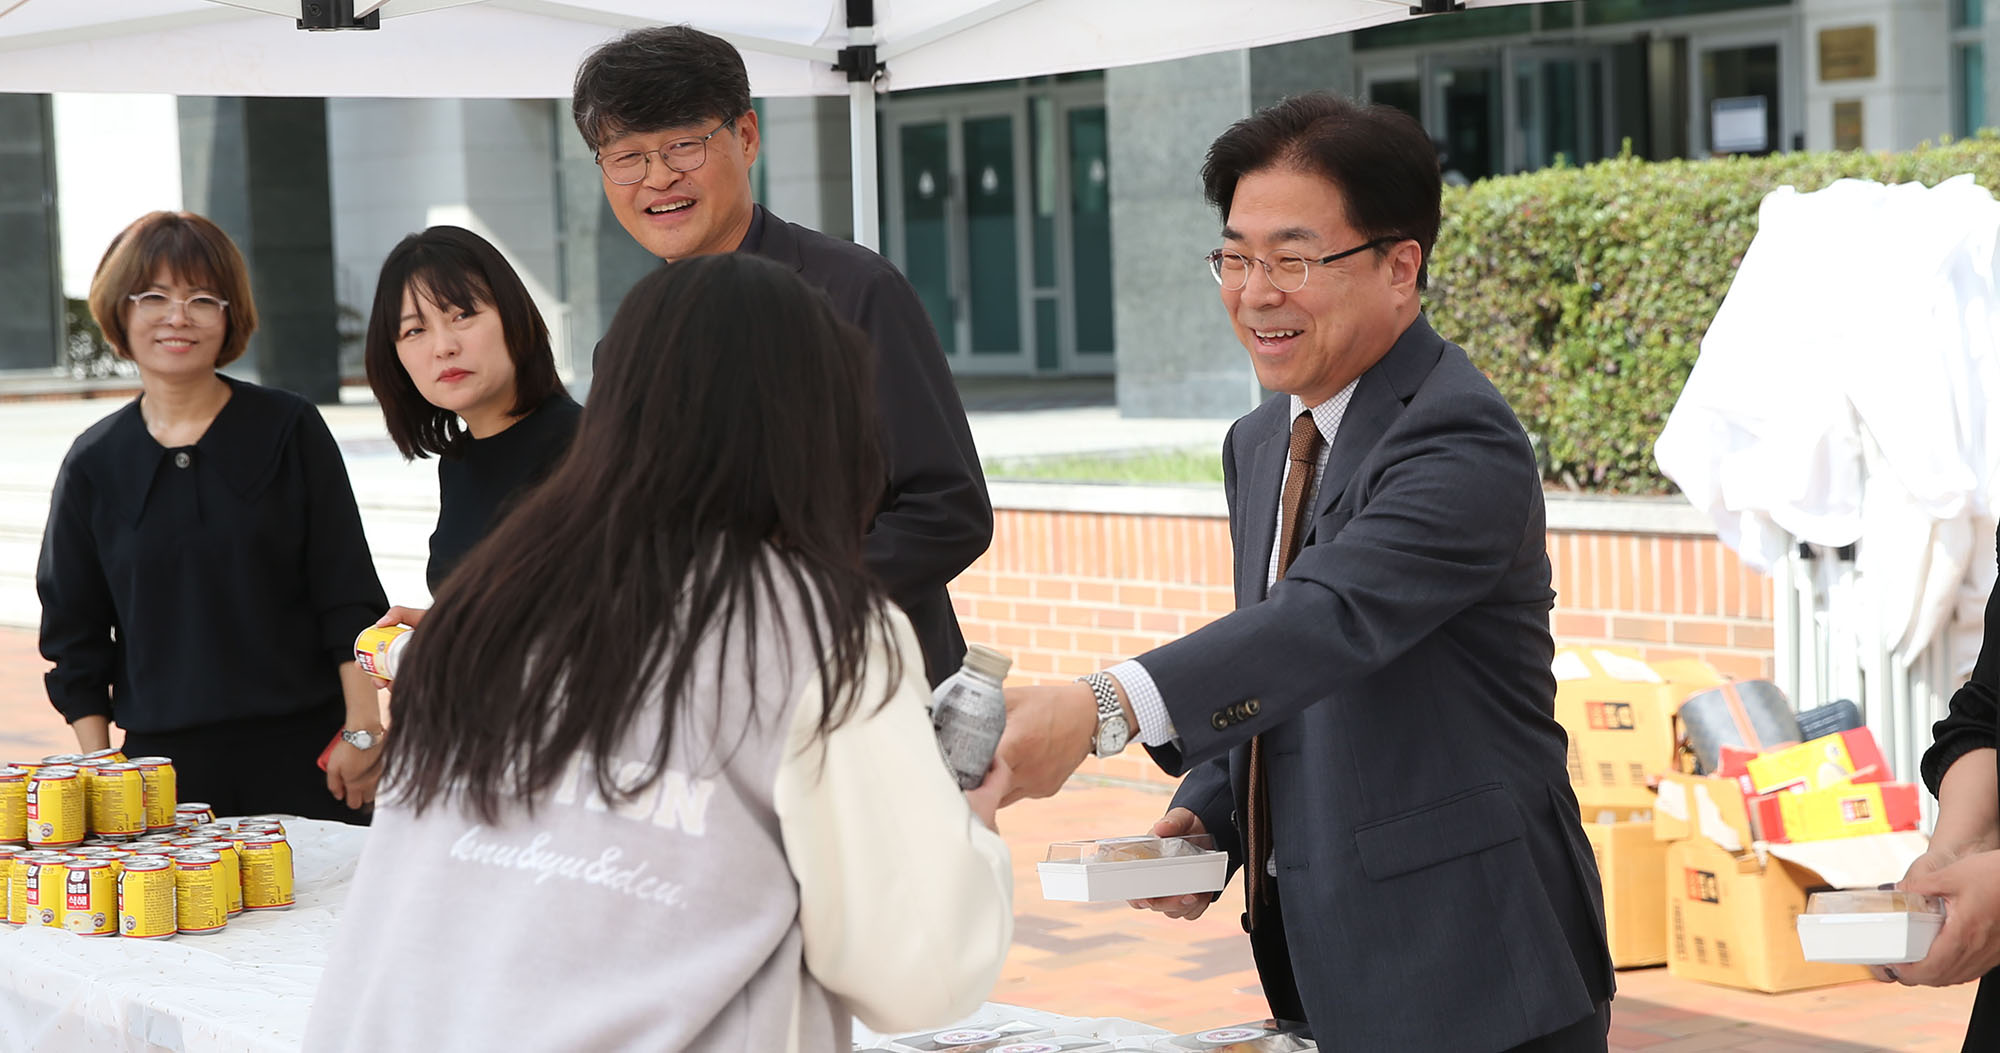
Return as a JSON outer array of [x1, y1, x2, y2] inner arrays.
[[999, 94, 1614, 1051], [571, 26, 991, 685]]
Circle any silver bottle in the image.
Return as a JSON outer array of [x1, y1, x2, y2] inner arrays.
[[931, 645, 1012, 789]]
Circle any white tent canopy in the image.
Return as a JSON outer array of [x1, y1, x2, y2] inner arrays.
[[0, 0, 1556, 247]]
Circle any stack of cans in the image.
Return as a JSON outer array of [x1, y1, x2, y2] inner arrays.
[[0, 754, 299, 941]]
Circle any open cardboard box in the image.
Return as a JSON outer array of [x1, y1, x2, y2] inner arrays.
[[1552, 648, 1723, 812]]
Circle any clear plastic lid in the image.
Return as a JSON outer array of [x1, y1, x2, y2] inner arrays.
[[1159, 1020, 1314, 1050], [1043, 834, 1218, 864], [1805, 889, 1946, 915]]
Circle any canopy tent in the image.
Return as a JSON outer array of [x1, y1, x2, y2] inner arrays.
[[0, 0, 1558, 248]]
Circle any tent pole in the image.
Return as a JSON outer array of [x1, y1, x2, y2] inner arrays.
[[838, 0, 882, 251], [850, 78, 880, 251]]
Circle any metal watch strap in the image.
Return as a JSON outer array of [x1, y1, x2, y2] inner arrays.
[[1080, 672, 1121, 754]]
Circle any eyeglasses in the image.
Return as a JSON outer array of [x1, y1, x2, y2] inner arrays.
[[127, 292, 228, 327], [1206, 237, 1402, 292], [594, 119, 736, 185]]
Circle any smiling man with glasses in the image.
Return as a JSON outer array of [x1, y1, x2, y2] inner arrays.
[[571, 25, 991, 689], [999, 93, 1615, 1052]]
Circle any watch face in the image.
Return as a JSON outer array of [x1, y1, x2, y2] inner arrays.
[[1098, 715, 1130, 755], [344, 730, 376, 750]]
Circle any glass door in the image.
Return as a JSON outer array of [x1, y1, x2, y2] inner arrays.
[[886, 101, 1033, 372], [1504, 45, 1613, 173], [1422, 55, 1503, 182]]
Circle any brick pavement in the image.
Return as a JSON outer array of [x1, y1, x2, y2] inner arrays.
[[0, 627, 1977, 1050]]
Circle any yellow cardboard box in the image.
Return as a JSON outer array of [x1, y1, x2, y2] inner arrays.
[[1665, 836, 1869, 992], [1583, 821, 1670, 968], [1652, 772, 1756, 851], [1553, 649, 1724, 811]]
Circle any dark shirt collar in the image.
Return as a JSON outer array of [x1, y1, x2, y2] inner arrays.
[[738, 203, 768, 254], [101, 374, 302, 524]]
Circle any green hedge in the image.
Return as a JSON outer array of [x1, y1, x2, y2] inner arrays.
[[1427, 131, 2000, 494]]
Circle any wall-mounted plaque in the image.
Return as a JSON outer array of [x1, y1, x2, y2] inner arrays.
[[1820, 25, 1877, 82], [1834, 100, 1864, 151]]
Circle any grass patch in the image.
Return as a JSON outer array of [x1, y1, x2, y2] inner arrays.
[[983, 446, 1223, 485]]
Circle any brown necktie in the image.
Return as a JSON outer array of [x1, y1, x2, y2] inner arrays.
[[1245, 410, 1321, 931]]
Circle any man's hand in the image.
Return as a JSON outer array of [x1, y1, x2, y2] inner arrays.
[[1128, 808, 1213, 919], [324, 739, 381, 811], [1886, 849, 2000, 987], [963, 756, 1014, 833], [996, 683, 1098, 806]]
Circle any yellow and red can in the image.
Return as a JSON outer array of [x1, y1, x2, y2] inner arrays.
[[168, 851, 228, 934], [117, 855, 177, 940], [198, 840, 243, 915], [174, 803, 214, 826], [86, 763, 146, 840], [26, 767, 85, 848], [5, 850, 33, 925], [239, 836, 295, 910], [354, 623, 413, 680], [0, 846, 17, 923], [0, 765, 26, 845], [20, 852, 68, 928], [60, 859, 116, 935], [39, 754, 81, 766], [128, 757, 177, 831], [78, 747, 125, 766]]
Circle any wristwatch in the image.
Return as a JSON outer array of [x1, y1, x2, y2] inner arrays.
[[340, 728, 382, 751], [1080, 672, 1131, 758]]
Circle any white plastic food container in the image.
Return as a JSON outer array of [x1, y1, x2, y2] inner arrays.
[[1796, 889, 1946, 965], [1035, 834, 1228, 903], [1148, 1019, 1316, 1050]]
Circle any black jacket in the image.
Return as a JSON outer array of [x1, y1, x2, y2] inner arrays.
[[737, 207, 992, 686]]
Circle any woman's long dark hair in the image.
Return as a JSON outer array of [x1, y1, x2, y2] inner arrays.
[[382, 253, 897, 823], [364, 225, 566, 459]]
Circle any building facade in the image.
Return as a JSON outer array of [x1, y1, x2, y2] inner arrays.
[[0, 0, 1990, 416]]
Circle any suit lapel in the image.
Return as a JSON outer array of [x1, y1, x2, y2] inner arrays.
[[1241, 426, 1288, 606], [1309, 315, 1447, 526]]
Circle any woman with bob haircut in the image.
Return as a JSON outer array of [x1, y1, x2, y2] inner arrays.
[[307, 253, 1013, 1053], [363, 224, 580, 597], [36, 211, 389, 820]]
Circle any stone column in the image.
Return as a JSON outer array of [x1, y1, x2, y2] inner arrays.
[[0, 95, 64, 372], [1800, 0, 1951, 151], [180, 98, 342, 403]]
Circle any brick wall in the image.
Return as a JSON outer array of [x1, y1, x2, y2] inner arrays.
[[949, 498, 1773, 788]]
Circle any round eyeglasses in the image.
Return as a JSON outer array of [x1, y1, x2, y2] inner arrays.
[[1206, 237, 1401, 293], [594, 119, 735, 186], [127, 292, 228, 327]]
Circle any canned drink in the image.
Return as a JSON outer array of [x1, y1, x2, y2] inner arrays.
[[78, 747, 125, 765], [175, 803, 214, 826], [239, 837, 294, 910], [128, 757, 177, 830], [20, 852, 68, 928], [137, 832, 180, 845], [0, 765, 26, 844], [40, 754, 82, 766], [192, 824, 236, 839], [168, 851, 228, 934], [236, 821, 284, 836], [86, 763, 146, 840], [61, 859, 116, 935], [354, 623, 413, 680], [199, 840, 243, 915], [0, 846, 16, 923], [26, 767, 85, 848], [5, 851, 33, 925], [118, 855, 176, 939]]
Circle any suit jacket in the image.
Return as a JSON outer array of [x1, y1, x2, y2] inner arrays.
[[744, 208, 993, 686], [1142, 316, 1614, 1052]]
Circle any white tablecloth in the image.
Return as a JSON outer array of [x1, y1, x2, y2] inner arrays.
[[0, 819, 366, 1053], [1, 821, 1178, 1052]]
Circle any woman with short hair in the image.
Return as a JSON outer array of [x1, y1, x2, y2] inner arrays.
[[364, 225, 580, 595], [37, 210, 388, 820], [308, 253, 1012, 1052]]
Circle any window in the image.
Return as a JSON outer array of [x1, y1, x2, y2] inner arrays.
[[1955, 1, 1986, 136]]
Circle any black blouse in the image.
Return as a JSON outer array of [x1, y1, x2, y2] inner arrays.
[[1924, 537, 2000, 795], [37, 376, 389, 735], [427, 392, 582, 591]]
